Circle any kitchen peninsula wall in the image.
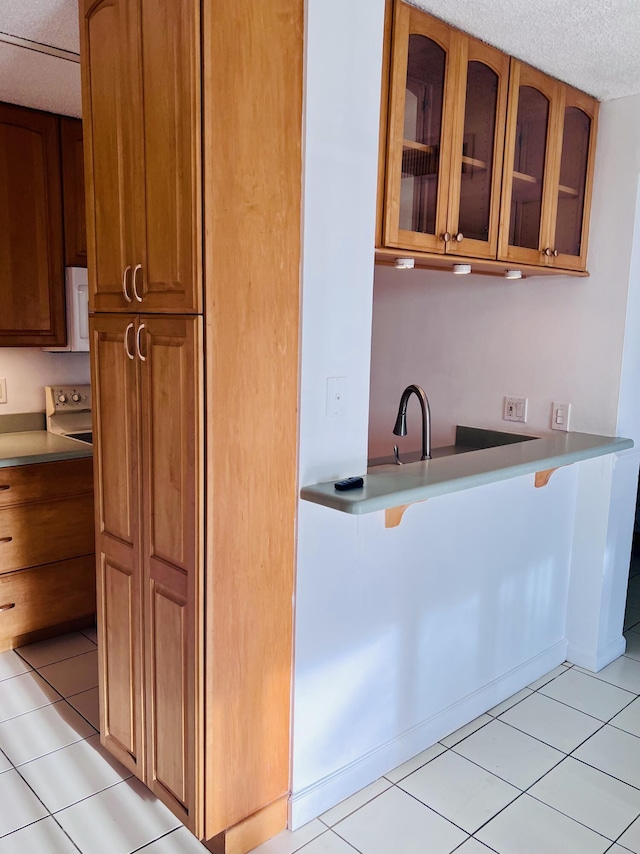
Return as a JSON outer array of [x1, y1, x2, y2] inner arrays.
[[0, 349, 90, 415], [368, 93, 640, 460]]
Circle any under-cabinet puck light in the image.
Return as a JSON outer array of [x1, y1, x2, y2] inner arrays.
[[394, 257, 415, 269], [452, 263, 471, 275], [505, 270, 523, 280]]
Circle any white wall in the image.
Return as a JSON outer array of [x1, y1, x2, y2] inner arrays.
[[0, 349, 90, 415], [295, 1, 640, 831]]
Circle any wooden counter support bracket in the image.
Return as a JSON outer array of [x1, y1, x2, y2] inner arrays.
[[535, 467, 559, 488], [385, 500, 427, 528]]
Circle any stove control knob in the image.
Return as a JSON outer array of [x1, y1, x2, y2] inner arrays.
[[57, 393, 68, 404], [72, 393, 81, 403]]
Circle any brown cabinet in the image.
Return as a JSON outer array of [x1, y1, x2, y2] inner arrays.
[[0, 458, 96, 651], [383, 5, 509, 261], [0, 103, 65, 347], [499, 62, 598, 272], [378, 0, 599, 276], [0, 103, 88, 348], [61, 117, 88, 267], [81, 0, 201, 314], [90, 313, 202, 831], [82, 0, 302, 850]]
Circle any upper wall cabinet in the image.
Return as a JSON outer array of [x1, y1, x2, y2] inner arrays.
[[81, 0, 201, 314], [499, 62, 598, 272], [383, 4, 509, 261], [0, 103, 65, 347], [377, 1, 599, 276]]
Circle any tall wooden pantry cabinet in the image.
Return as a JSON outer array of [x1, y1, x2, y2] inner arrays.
[[80, 1, 303, 851]]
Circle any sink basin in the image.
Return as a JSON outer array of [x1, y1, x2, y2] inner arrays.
[[368, 425, 537, 468]]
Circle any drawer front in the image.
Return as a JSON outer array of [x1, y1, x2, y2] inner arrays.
[[0, 494, 95, 573], [0, 458, 93, 509], [0, 555, 96, 646]]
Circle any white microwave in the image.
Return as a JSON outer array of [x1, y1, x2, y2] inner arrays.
[[43, 267, 90, 353]]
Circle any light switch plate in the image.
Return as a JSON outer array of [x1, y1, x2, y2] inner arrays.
[[552, 402, 571, 431], [326, 377, 347, 417], [0, 378, 6, 404]]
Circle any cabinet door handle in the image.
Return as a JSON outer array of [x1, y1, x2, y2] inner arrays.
[[132, 264, 143, 302], [543, 247, 553, 256], [136, 323, 147, 362], [440, 232, 452, 243], [553, 249, 559, 257], [122, 265, 132, 302], [0, 537, 13, 544], [0, 603, 15, 613], [453, 232, 464, 242], [124, 322, 135, 360]]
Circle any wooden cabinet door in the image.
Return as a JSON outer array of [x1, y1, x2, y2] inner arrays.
[[0, 103, 65, 347], [139, 315, 203, 832], [60, 117, 88, 268], [81, 0, 137, 312], [90, 313, 145, 779], [446, 37, 509, 260], [129, 0, 202, 313], [545, 87, 598, 272], [498, 61, 561, 267], [383, 5, 459, 254]]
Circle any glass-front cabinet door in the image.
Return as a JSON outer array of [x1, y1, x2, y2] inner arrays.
[[383, 5, 509, 260], [498, 62, 560, 267], [546, 88, 598, 271], [384, 6, 457, 253], [446, 39, 509, 260]]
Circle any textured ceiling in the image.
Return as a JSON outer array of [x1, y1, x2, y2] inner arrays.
[[0, 0, 639, 111], [0, 0, 79, 53], [411, 0, 640, 101], [0, 0, 80, 116]]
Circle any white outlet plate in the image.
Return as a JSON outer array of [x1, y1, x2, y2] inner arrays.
[[552, 402, 571, 431], [503, 396, 527, 423], [0, 378, 6, 404]]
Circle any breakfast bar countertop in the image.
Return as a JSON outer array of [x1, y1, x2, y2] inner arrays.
[[300, 430, 634, 516]]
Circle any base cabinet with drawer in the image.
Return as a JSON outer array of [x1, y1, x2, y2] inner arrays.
[[0, 458, 96, 651]]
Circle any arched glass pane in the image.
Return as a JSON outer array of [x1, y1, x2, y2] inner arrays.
[[555, 107, 590, 256], [458, 61, 498, 242], [399, 35, 445, 234], [509, 85, 549, 249]]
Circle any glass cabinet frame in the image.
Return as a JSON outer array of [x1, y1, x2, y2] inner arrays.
[[381, 2, 509, 260], [498, 60, 598, 272]]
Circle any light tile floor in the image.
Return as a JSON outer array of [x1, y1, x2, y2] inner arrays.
[[0, 556, 637, 853]]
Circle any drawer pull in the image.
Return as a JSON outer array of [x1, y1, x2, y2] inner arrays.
[[0, 486, 9, 491], [0, 603, 15, 613], [0, 537, 13, 544]]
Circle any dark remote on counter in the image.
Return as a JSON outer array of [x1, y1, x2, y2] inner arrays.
[[334, 476, 364, 491]]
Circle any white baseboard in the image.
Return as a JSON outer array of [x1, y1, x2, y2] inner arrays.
[[289, 639, 567, 829], [566, 635, 627, 672]]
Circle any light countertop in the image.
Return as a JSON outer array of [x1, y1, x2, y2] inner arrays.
[[0, 431, 93, 469], [300, 430, 634, 515]]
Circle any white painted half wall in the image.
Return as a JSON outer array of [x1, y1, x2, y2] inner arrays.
[[0, 349, 90, 415]]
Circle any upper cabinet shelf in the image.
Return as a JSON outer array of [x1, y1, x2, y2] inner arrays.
[[376, 1, 599, 276]]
